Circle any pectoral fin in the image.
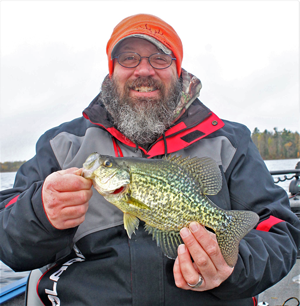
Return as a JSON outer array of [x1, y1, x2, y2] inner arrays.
[[124, 213, 140, 238], [125, 194, 150, 210]]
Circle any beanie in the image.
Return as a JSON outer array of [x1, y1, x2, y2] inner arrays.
[[106, 14, 183, 77]]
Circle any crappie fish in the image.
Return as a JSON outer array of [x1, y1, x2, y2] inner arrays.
[[82, 153, 259, 267]]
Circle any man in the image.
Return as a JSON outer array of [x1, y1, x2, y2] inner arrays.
[[0, 14, 299, 306]]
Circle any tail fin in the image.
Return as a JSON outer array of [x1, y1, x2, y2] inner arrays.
[[215, 210, 259, 267]]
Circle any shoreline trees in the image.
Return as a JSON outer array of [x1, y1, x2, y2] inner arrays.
[[251, 128, 299, 160]]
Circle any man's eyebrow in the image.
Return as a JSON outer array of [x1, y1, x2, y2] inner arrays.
[[114, 44, 133, 56]]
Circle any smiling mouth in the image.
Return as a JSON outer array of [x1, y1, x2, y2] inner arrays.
[[131, 86, 158, 93]]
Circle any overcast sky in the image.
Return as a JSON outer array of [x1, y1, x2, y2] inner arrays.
[[0, 0, 299, 162]]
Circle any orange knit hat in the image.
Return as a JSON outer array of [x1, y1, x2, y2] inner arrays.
[[106, 14, 183, 77]]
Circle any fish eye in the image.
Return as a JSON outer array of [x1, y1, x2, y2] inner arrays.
[[103, 160, 112, 167]]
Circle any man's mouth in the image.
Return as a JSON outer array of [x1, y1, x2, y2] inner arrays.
[[132, 86, 157, 93]]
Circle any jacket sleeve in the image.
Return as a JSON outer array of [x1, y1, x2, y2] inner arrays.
[[211, 125, 300, 299], [0, 129, 77, 272]]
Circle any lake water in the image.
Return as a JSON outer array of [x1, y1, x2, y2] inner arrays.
[[0, 158, 299, 289]]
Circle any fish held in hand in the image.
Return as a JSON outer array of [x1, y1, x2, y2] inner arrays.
[[82, 153, 259, 267]]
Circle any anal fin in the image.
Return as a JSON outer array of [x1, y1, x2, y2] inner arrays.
[[144, 224, 183, 259]]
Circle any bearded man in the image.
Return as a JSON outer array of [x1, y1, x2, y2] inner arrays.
[[101, 37, 183, 147], [0, 14, 299, 306]]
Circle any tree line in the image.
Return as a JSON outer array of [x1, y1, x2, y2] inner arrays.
[[0, 161, 26, 173], [252, 128, 300, 160]]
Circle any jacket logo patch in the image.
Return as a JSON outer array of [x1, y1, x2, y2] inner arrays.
[[38, 245, 85, 306]]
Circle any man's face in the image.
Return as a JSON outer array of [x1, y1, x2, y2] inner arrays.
[[112, 37, 178, 102], [101, 37, 182, 147]]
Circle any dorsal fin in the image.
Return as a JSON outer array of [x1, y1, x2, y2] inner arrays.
[[164, 155, 222, 195]]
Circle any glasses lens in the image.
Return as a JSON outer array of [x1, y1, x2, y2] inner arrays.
[[149, 54, 172, 69], [118, 52, 140, 68]]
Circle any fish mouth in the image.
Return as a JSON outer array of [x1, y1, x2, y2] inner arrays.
[[96, 184, 128, 196], [112, 185, 128, 194]]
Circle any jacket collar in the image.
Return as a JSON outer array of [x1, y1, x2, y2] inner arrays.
[[83, 70, 224, 158]]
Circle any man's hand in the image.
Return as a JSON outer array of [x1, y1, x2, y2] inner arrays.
[[42, 168, 93, 230], [173, 222, 234, 291]]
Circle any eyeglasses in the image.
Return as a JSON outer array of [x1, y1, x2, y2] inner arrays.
[[113, 52, 176, 69]]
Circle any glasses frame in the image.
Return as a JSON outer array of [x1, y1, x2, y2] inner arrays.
[[113, 52, 176, 70]]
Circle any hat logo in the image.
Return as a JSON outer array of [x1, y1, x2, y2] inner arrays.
[[137, 24, 165, 37]]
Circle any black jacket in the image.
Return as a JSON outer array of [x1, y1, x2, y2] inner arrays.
[[1, 71, 299, 306]]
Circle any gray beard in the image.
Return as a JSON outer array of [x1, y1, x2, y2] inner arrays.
[[100, 76, 182, 147]]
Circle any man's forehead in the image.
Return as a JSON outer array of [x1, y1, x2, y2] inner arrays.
[[111, 35, 172, 58], [117, 38, 159, 52]]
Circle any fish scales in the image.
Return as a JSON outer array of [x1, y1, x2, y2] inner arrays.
[[129, 163, 222, 231], [82, 153, 259, 267]]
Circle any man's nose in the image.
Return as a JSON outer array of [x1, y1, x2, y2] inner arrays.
[[133, 57, 155, 77]]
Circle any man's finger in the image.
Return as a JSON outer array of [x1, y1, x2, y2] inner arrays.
[[189, 222, 227, 269], [177, 243, 203, 287], [73, 168, 83, 176], [46, 189, 93, 207], [58, 167, 81, 175], [48, 173, 93, 192], [173, 257, 191, 290]]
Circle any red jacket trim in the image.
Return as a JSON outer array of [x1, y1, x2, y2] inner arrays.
[[5, 195, 20, 208], [84, 111, 224, 158], [112, 138, 124, 157], [83, 112, 138, 149], [36, 268, 51, 303], [256, 216, 284, 232], [146, 112, 224, 158]]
